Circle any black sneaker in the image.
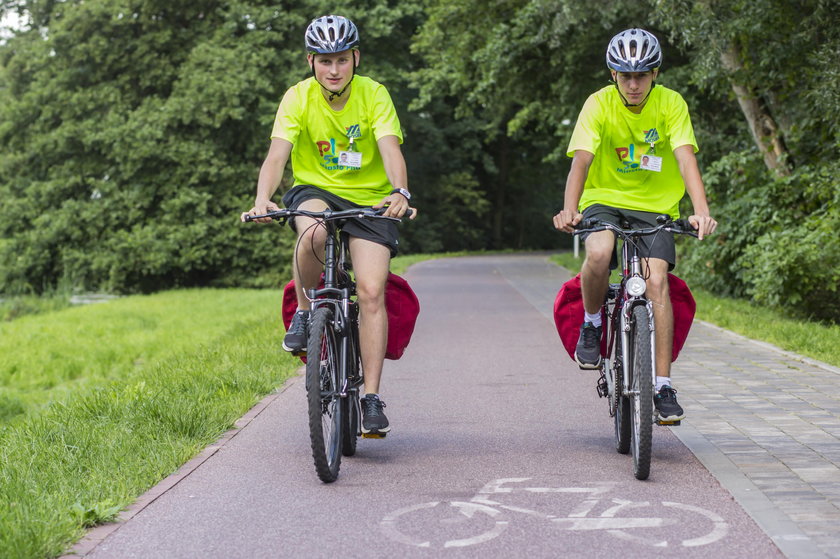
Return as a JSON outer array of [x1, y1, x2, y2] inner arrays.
[[360, 394, 391, 434], [575, 322, 602, 369], [283, 310, 309, 353], [655, 385, 686, 421]]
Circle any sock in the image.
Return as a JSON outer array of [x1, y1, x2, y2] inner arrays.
[[584, 311, 602, 328], [656, 377, 671, 391], [365, 393, 379, 400]]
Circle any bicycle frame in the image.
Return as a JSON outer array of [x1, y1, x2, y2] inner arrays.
[[616, 238, 656, 405], [307, 222, 362, 401]]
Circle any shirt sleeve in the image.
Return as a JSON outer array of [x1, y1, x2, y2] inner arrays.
[[667, 92, 698, 153], [567, 93, 602, 158], [370, 84, 403, 143], [270, 86, 302, 144]]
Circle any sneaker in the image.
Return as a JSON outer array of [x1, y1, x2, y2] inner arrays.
[[282, 310, 309, 353], [360, 394, 391, 434], [654, 385, 685, 421], [574, 322, 602, 369]]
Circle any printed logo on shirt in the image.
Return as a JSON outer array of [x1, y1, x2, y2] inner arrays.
[[315, 137, 359, 171], [614, 144, 642, 174]]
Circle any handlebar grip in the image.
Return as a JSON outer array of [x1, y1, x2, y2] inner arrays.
[[673, 218, 696, 232], [574, 218, 600, 230]]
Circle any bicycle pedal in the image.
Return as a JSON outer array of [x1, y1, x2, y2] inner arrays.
[[656, 419, 681, 426], [362, 432, 387, 439]]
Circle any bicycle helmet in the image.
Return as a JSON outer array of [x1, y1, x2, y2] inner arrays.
[[305, 15, 359, 54], [606, 28, 662, 72]]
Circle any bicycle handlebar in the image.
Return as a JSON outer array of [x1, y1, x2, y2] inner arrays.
[[244, 206, 413, 223], [572, 216, 698, 238]]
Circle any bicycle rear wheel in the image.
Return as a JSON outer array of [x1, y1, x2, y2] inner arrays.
[[306, 307, 344, 483], [629, 304, 653, 480], [612, 330, 631, 454], [341, 312, 361, 456]]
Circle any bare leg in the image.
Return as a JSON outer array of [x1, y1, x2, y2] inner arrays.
[[581, 230, 615, 315], [644, 258, 673, 378], [291, 199, 330, 309], [347, 237, 391, 395]]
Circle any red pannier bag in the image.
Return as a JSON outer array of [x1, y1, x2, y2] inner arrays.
[[282, 272, 420, 360], [553, 273, 696, 363]]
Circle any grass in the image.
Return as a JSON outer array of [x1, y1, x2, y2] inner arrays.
[[1, 294, 72, 322], [549, 252, 840, 368], [0, 289, 300, 559]]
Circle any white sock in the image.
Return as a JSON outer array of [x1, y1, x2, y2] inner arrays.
[[656, 377, 671, 391], [584, 311, 602, 328]]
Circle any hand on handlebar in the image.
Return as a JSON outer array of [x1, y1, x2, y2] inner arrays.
[[242, 200, 280, 223], [374, 193, 416, 220], [687, 214, 717, 241], [553, 209, 583, 234]]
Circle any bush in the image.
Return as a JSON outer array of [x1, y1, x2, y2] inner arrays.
[[679, 153, 840, 323]]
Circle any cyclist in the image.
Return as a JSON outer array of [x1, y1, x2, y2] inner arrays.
[[242, 15, 414, 437], [553, 28, 717, 421]]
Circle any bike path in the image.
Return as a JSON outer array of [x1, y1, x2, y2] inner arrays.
[[66, 253, 827, 558]]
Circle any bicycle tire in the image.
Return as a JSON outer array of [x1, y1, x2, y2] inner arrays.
[[341, 311, 361, 456], [306, 307, 344, 483], [341, 388, 359, 457], [612, 329, 631, 454], [630, 304, 653, 480]]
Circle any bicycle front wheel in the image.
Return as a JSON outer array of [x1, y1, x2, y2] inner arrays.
[[306, 307, 344, 483], [630, 304, 653, 480]]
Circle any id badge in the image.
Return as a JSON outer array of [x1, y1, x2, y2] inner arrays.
[[640, 154, 662, 172], [338, 150, 362, 169]]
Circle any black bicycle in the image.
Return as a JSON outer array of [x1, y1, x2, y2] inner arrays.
[[573, 215, 697, 480], [246, 206, 407, 483]]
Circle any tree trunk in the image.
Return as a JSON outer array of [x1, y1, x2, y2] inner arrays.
[[720, 42, 790, 175]]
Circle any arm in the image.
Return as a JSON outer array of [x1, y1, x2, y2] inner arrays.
[[375, 135, 415, 219], [242, 138, 293, 223], [553, 150, 594, 233], [674, 144, 717, 240]]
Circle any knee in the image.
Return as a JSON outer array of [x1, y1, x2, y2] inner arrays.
[[356, 282, 385, 312], [646, 273, 669, 299], [584, 248, 612, 272], [297, 225, 327, 253]]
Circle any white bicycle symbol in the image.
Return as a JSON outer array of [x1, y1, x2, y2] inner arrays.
[[380, 478, 728, 549]]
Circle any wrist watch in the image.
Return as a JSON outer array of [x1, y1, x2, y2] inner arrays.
[[391, 188, 411, 201]]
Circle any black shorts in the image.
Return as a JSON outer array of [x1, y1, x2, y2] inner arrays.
[[581, 204, 676, 269], [281, 185, 400, 257]]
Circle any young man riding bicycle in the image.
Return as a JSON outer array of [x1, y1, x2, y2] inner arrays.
[[553, 28, 717, 421], [243, 15, 414, 437]]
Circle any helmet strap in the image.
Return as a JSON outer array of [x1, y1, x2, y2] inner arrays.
[[310, 50, 358, 102], [613, 80, 655, 107]]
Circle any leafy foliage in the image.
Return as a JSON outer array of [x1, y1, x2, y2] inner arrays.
[[1, 0, 838, 321]]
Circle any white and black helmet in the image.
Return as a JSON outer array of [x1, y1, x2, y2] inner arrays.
[[606, 28, 662, 72], [305, 15, 359, 54]]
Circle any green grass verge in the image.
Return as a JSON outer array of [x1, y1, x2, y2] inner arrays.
[[0, 289, 299, 559], [1, 294, 72, 322], [550, 252, 840, 368]]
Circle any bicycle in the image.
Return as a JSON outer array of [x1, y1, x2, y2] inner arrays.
[[573, 215, 697, 480], [245, 206, 409, 483]]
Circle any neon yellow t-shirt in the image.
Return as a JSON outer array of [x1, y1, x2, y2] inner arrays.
[[270, 75, 403, 206], [567, 84, 698, 218]]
